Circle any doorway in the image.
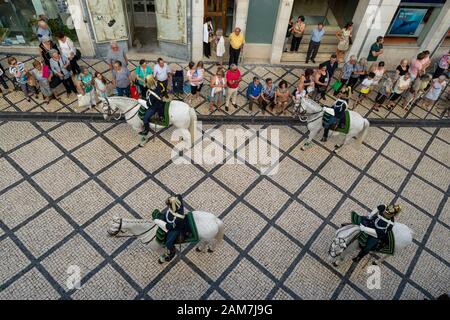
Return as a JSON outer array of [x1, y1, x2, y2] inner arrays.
[[125, 0, 160, 53], [204, 0, 235, 36]]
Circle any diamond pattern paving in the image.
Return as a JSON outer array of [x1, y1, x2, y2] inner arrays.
[[0, 120, 449, 300]]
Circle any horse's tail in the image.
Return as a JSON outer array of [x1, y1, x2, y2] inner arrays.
[[188, 107, 197, 147], [357, 119, 370, 145], [214, 218, 224, 243]]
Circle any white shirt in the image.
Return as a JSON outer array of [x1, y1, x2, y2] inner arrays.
[[216, 36, 225, 57], [154, 63, 171, 82], [203, 23, 209, 43], [58, 38, 76, 59]]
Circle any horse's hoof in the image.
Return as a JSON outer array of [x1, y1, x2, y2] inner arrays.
[[333, 262, 339, 267], [158, 259, 165, 265], [207, 248, 214, 253]]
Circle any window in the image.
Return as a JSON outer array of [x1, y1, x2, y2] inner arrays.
[[0, 0, 78, 46]]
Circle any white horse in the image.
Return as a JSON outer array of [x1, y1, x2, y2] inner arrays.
[[107, 211, 224, 263], [100, 96, 197, 148], [295, 96, 370, 153], [328, 222, 413, 267]]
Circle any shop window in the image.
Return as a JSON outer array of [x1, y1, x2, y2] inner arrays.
[[385, 1, 444, 45], [0, 0, 78, 46]]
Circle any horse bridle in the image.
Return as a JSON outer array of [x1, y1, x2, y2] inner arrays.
[[103, 97, 141, 121], [296, 99, 324, 123]]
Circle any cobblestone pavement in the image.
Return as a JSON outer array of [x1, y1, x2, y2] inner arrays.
[[0, 119, 449, 300], [1, 55, 449, 120]]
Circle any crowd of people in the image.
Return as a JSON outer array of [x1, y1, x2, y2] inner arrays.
[[0, 17, 449, 118]]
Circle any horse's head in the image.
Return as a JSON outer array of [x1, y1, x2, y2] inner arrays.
[[99, 97, 119, 121], [328, 225, 361, 265], [296, 95, 321, 121], [328, 237, 347, 261]]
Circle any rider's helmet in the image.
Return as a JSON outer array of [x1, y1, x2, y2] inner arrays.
[[383, 204, 402, 219], [333, 99, 348, 109], [166, 195, 181, 213]]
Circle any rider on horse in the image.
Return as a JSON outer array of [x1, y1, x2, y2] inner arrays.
[[353, 204, 402, 262], [321, 98, 348, 142], [139, 75, 166, 136], [153, 194, 188, 262]]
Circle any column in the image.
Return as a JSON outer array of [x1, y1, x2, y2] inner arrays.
[[191, 0, 204, 61], [234, 0, 250, 34], [419, 1, 450, 55], [67, 0, 95, 57], [347, 0, 401, 60], [270, 0, 294, 64]]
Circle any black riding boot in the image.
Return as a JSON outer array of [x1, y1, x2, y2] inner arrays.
[[139, 122, 150, 136], [321, 128, 330, 142], [165, 248, 176, 262]]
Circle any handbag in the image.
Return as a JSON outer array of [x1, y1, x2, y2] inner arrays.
[[77, 93, 91, 108], [42, 65, 50, 79], [331, 80, 343, 92], [130, 85, 139, 99]]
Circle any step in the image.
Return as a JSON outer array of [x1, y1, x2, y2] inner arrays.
[[281, 52, 334, 64], [303, 25, 341, 33], [299, 34, 339, 45]]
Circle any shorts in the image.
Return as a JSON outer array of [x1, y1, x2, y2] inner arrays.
[[191, 83, 204, 95]]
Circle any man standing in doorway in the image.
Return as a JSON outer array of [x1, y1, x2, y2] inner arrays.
[[107, 41, 128, 71], [367, 36, 384, 63], [229, 27, 245, 68], [306, 23, 325, 64]]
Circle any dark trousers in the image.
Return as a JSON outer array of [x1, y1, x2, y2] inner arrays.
[[62, 77, 77, 94], [306, 40, 321, 61], [290, 35, 303, 52], [117, 86, 131, 97], [347, 77, 360, 90], [143, 103, 164, 128], [69, 58, 81, 75], [137, 83, 147, 99], [0, 76, 9, 92], [203, 42, 211, 58], [165, 230, 180, 252], [229, 46, 241, 67], [433, 66, 445, 79], [357, 236, 379, 259]]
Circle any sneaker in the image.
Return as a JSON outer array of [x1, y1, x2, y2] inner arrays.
[[321, 136, 327, 142], [139, 129, 149, 136], [311, 58, 316, 63], [305, 60, 309, 64]]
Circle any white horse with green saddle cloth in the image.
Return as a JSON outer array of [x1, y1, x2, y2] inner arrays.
[[100, 96, 197, 148], [328, 211, 413, 267], [107, 210, 224, 264], [295, 96, 370, 153]]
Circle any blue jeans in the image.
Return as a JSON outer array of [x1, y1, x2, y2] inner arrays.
[[117, 86, 130, 97], [143, 103, 164, 126]]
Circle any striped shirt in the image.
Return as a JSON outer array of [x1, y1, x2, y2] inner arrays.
[[9, 62, 28, 84]]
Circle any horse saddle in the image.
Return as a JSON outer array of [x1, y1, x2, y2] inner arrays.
[[151, 209, 199, 246], [323, 110, 350, 134], [351, 211, 395, 255], [137, 101, 170, 127]]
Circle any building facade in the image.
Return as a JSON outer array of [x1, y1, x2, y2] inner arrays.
[[1, 0, 449, 67]]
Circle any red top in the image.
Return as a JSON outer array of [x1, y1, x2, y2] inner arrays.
[[226, 69, 241, 89]]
